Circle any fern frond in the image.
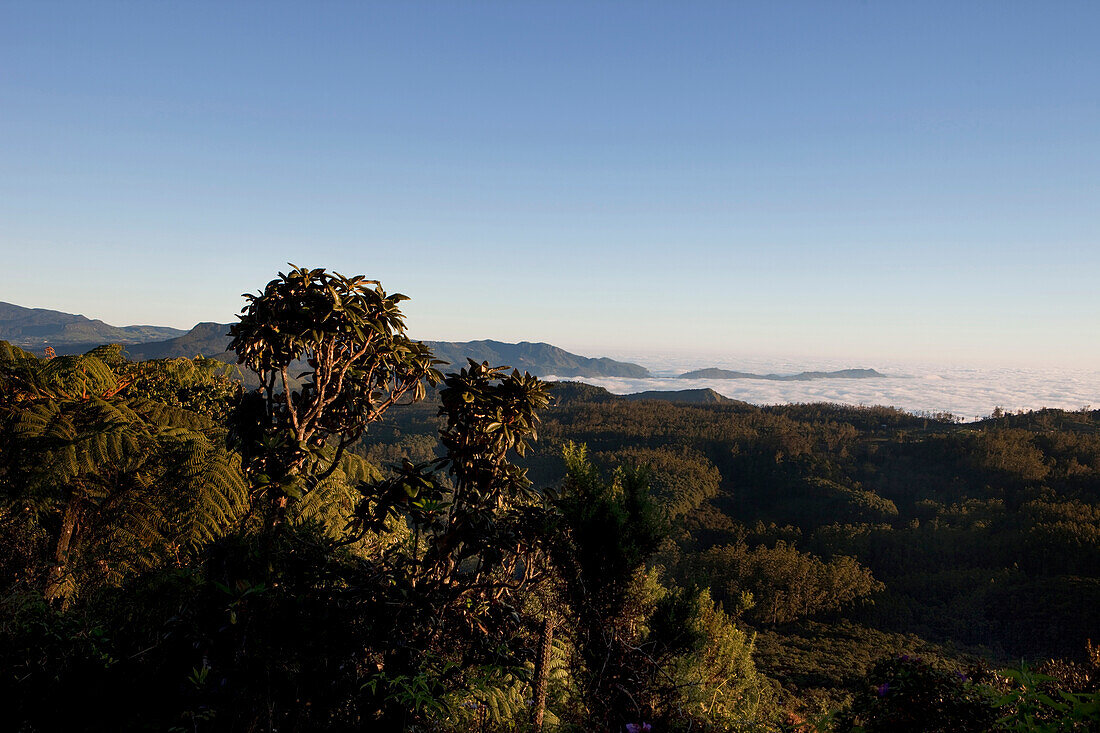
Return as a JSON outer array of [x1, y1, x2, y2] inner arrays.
[[38, 354, 119, 398]]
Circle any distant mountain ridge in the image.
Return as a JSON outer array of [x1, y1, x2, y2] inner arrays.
[[0, 302, 185, 349], [623, 388, 743, 405], [0, 303, 650, 379], [124, 329, 652, 379], [498, 381, 751, 407], [123, 328, 651, 379], [124, 322, 236, 362], [678, 367, 885, 381], [425, 339, 650, 378]]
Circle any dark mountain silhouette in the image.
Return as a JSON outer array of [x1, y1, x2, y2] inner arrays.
[[0, 302, 185, 350], [623, 388, 746, 405], [423, 339, 650, 378], [2, 304, 651, 379], [123, 329, 652, 379], [123, 322, 236, 362], [127, 329, 651, 379], [678, 367, 885, 381], [545, 381, 620, 405], [518, 382, 747, 407]]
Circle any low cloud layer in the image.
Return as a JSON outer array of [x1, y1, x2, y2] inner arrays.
[[547, 354, 1099, 421]]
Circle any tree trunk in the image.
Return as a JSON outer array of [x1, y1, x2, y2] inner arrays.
[[259, 491, 289, 575], [45, 493, 81, 604], [531, 616, 554, 731]]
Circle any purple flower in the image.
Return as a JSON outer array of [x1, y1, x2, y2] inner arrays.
[[625, 724, 653, 733], [876, 682, 890, 697]]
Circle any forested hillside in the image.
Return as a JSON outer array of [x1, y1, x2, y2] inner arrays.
[[2, 270, 1097, 732], [356, 381, 1100, 716]]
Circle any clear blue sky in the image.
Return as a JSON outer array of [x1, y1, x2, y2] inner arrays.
[[1, 1, 1097, 366]]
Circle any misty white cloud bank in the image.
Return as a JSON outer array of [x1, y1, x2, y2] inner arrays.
[[548, 353, 1100, 422]]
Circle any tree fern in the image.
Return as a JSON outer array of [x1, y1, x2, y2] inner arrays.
[[84, 343, 127, 367], [665, 588, 764, 727], [36, 353, 121, 399], [291, 452, 382, 539], [443, 636, 571, 731], [1, 348, 254, 601], [154, 421, 250, 553], [122, 356, 241, 419]]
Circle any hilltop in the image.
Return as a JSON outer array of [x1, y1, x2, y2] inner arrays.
[[547, 382, 748, 406], [0, 303, 650, 380], [125, 328, 651, 379], [123, 322, 236, 362], [426, 339, 650, 378], [0, 302, 185, 349], [623, 387, 742, 404]]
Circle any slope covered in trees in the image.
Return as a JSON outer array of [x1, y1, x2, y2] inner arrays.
[[2, 271, 1097, 732], [357, 381, 1100, 718]]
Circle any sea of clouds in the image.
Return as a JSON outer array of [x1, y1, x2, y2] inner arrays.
[[546, 352, 1100, 422]]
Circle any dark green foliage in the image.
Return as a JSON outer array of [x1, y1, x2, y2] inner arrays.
[[683, 541, 883, 624], [122, 355, 241, 420], [549, 443, 672, 730], [838, 655, 998, 732], [6, 270, 1100, 731], [345, 361, 555, 728], [751, 620, 960, 714], [0, 344, 249, 605], [996, 660, 1100, 731], [1, 272, 566, 732], [548, 444, 763, 731], [359, 386, 1100, 714], [1, 527, 384, 732], [228, 265, 441, 508], [595, 444, 721, 520]]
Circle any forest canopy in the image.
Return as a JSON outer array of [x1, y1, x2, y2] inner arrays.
[[1, 268, 1098, 732]]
